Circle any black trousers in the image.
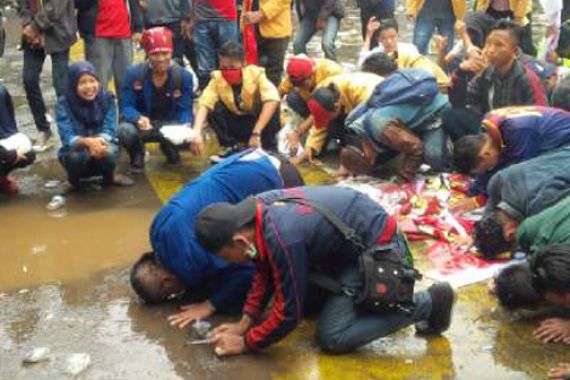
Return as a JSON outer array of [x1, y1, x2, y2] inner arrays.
[[207, 102, 280, 149], [256, 31, 289, 86], [0, 151, 35, 176]]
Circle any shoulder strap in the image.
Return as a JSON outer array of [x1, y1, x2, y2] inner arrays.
[[170, 63, 184, 93], [276, 196, 367, 251]]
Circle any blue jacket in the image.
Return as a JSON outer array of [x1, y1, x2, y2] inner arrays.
[[150, 149, 284, 313], [55, 95, 118, 154], [485, 145, 570, 222], [472, 106, 570, 196], [242, 186, 401, 351], [121, 63, 194, 124]]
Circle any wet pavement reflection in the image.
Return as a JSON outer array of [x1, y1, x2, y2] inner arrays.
[[0, 2, 565, 380]]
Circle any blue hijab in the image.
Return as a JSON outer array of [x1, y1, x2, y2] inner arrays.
[[66, 61, 114, 129]]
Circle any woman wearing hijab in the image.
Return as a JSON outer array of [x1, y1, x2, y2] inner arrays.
[[56, 61, 133, 190]]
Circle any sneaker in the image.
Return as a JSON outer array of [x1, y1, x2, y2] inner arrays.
[[102, 173, 135, 187], [416, 282, 456, 335], [130, 152, 145, 174], [33, 130, 53, 153], [340, 146, 373, 176], [209, 145, 243, 165], [0, 176, 19, 195]]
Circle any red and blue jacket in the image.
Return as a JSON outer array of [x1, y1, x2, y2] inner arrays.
[[242, 186, 399, 351], [472, 106, 570, 196]]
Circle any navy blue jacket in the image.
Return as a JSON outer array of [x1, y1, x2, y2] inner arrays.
[[0, 85, 18, 164], [150, 149, 284, 313], [485, 145, 570, 222], [472, 106, 570, 196], [242, 186, 400, 350], [121, 63, 194, 124]]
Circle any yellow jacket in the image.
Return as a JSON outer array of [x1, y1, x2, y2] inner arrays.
[[398, 52, 450, 87], [305, 72, 383, 153], [406, 0, 466, 19], [475, 0, 532, 25], [259, 0, 293, 38], [199, 65, 280, 116], [278, 58, 344, 101]]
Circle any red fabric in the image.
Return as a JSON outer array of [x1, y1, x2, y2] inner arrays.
[[195, 0, 237, 20], [141, 27, 173, 54], [95, 0, 131, 39], [524, 66, 548, 106], [242, 202, 270, 321], [286, 56, 315, 82], [242, 0, 258, 65], [376, 216, 397, 244], [221, 68, 242, 85], [308, 99, 333, 129]]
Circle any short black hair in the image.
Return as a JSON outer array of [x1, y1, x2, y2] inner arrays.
[[488, 19, 521, 46], [496, 263, 541, 309], [452, 134, 487, 174], [552, 75, 570, 111], [473, 213, 512, 259], [378, 18, 399, 34], [361, 52, 397, 77], [219, 41, 243, 60], [311, 82, 341, 110], [130, 252, 162, 304], [530, 244, 570, 294]]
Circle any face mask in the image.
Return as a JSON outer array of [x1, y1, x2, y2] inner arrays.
[[221, 68, 242, 86], [245, 243, 258, 259]]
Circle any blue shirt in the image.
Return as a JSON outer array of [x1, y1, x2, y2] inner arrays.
[[150, 149, 284, 313]]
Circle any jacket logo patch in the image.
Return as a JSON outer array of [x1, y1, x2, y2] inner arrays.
[[173, 89, 182, 98], [133, 81, 143, 91]]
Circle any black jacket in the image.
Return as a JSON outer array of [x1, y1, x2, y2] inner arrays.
[[18, 0, 77, 54]]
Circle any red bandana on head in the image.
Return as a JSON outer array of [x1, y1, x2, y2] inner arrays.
[[286, 56, 315, 83], [308, 99, 334, 129], [142, 27, 173, 54]]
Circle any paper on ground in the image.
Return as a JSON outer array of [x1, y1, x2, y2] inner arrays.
[[425, 261, 512, 288], [159, 125, 197, 145], [0, 133, 32, 154]]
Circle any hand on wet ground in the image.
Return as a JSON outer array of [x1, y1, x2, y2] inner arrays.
[[548, 362, 570, 380], [534, 318, 570, 344], [212, 332, 246, 357], [167, 300, 215, 329]]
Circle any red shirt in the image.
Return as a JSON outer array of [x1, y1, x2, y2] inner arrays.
[[95, 0, 132, 39]]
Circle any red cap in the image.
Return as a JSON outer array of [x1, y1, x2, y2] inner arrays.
[[286, 56, 315, 83], [308, 98, 334, 129], [142, 27, 173, 54]]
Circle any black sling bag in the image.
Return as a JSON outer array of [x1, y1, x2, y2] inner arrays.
[[275, 197, 422, 314]]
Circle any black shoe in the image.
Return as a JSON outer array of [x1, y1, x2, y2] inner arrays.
[[162, 144, 181, 165], [130, 152, 145, 174], [209, 145, 243, 164], [416, 282, 455, 335]]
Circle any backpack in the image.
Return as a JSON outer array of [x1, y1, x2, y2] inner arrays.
[[133, 62, 185, 94], [367, 68, 440, 109]]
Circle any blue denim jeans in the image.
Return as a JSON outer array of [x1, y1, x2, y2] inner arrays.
[[23, 44, 70, 132], [59, 145, 118, 187], [85, 37, 133, 104], [413, 13, 455, 55], [314, 254, 432, 354], [293, 13, 341, 61], [420, 125, 450, 172], [193, 20, 239, 89]]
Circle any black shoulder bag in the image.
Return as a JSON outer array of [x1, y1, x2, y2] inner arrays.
[[276, 197, 422, 314]]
